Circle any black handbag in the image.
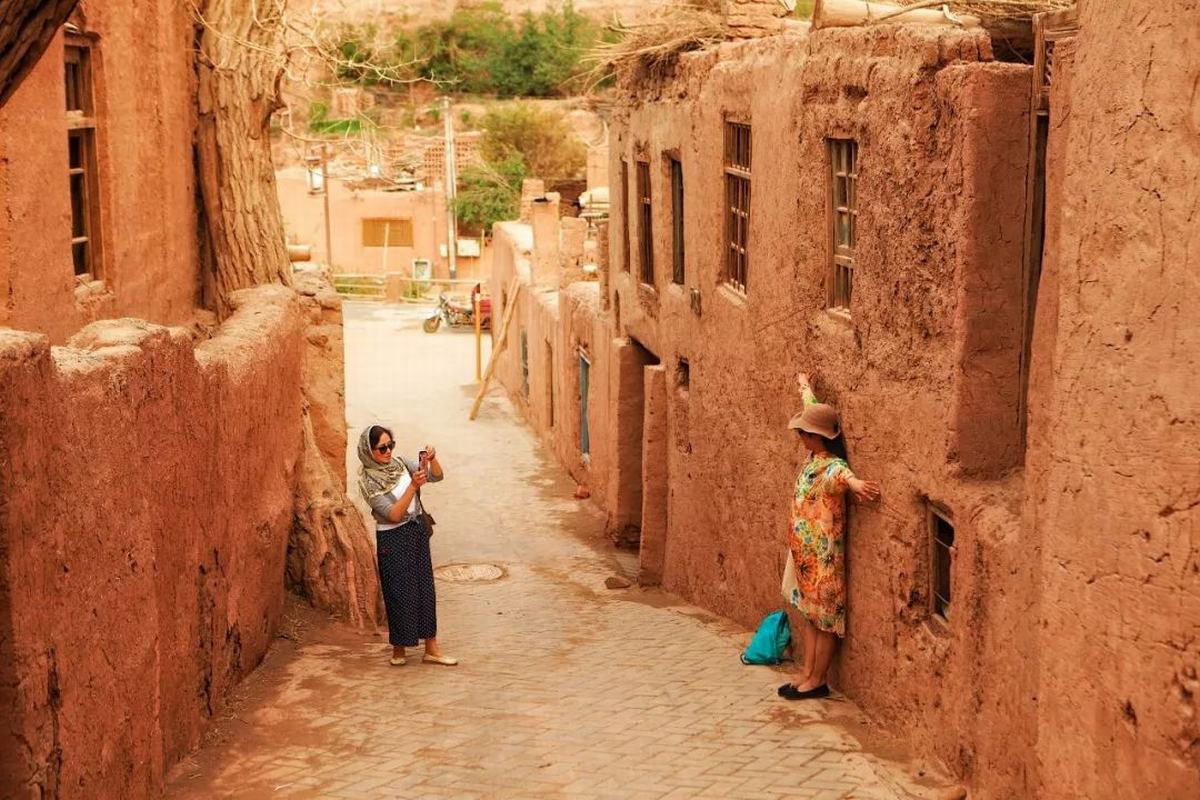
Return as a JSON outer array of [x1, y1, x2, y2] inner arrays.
[[417, 491, 436, 537]]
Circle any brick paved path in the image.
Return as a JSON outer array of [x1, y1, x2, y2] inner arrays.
[[165, 304, 948, 800]]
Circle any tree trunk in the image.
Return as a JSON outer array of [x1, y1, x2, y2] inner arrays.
[[195, 0, 292, 319], [291, 409, 382, 629], [193, 1, 381, 629], [0, 0, 79, 108]]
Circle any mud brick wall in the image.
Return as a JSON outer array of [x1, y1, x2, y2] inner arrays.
[[607, 26, 1036, 798], [1026, 1, 1200, 796], [0, 286, 305, 798], [0, 0, 200, 343]]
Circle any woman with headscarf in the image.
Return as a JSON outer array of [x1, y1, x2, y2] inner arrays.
[[357, 424, 457, 667], [779, 373, 880, 700]]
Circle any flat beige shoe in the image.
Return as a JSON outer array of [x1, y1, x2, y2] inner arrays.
[[422, 653, 458, 666], [389, 656, 407, 666]]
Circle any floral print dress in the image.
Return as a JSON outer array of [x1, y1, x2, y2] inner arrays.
[[782, 390, 855, 636]]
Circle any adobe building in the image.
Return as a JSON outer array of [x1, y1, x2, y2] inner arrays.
[[276, 167, 492, 283], [0, 2, 371, 795], [490, 3, 1200, 798]]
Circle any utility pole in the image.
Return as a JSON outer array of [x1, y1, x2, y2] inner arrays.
[[442, 96, 458, 281], [321, 144, 333, 269]]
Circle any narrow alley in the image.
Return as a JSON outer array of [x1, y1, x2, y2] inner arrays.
[[164, 303, 947, 800]]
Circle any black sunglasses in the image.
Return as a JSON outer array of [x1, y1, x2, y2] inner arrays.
[[374, 442, 395, 453]]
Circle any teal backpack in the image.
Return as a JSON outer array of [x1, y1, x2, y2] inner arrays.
[[740, 610, 792, 665]]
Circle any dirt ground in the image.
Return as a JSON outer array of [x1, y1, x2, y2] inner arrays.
[[163, 302, 956, 799]]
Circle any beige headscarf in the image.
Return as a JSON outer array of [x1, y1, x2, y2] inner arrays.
[[356, 426, 408, 504]]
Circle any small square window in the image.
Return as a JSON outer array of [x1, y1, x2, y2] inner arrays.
[[675, 357, 690, 388]]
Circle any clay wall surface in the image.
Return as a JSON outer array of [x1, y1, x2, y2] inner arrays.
[[1026, 2, 1200, 797], [0, 286, 306, 797], [605, 27, 1037, 794], [0, 0, 200, 344]]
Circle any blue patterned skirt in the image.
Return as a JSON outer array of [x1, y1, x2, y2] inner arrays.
[[376, 521, 437, 647]]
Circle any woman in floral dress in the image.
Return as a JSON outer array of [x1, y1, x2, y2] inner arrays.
[[779, 373, 880, 700]]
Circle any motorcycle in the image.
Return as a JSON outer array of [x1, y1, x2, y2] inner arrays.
[[423, 283, 492, 333]]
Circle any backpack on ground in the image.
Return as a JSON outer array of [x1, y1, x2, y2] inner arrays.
[[740, 610, 792, 665]]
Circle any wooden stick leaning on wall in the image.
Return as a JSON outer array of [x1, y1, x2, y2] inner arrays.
[[469, 277, 522, 420]]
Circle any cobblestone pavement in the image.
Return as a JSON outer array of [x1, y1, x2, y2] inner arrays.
[[165, 303, 949, 800]]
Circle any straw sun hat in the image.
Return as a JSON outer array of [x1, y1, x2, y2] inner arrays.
[[787, 403, 840, 439]]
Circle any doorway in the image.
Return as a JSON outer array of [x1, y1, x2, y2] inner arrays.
[[610, 338, 659, 551]]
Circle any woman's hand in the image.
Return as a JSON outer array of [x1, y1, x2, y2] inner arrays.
[[424, 444, 437, 462], [848, 477, 881, 503], [797, 372, 811, 391], [412, 469, 429, 488]]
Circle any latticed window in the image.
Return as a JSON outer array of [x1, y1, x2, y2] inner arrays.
[[65, 40, 101, 277], [929, 505, 955, 621], [636, 161, 653, 285], [723, 122, 751, 292], [828, 139, 858, 310], [670, 158, 684, 285], [362, 218, 413, 247]]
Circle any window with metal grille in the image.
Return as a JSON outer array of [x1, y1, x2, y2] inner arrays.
[[929, 505, 955, 621], [669, 157, 684, 285], [362, 218, 414, 247], [65, 41, 101, 278], [636, 161, 653, 285], [828, 139, 858, 310], [723, 122, 751, 292], [620, 159, 631, 272]]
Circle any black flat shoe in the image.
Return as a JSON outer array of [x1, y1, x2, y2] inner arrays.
[[780, 683, 830, 700]]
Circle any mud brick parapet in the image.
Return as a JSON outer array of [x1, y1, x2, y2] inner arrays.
[[0, 285, 305, 797]]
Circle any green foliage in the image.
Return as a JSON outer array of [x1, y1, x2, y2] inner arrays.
[[451, 103, 584, 234], [478, 104, 585, 180], [453, 155, 527, 234], [332, 2, 603, 97], [793, 0, 816, 20], [487, 7, 599, 96]]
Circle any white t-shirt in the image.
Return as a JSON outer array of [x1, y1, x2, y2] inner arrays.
[[375, 471, 419, 531]]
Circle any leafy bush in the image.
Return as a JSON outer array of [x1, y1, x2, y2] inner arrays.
[[332, 2, 603, 97], [479, 104, 585, 180], [454, 155, 528, 234], [452, 103, 585, 234]]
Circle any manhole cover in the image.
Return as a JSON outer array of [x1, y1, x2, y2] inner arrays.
[[434, 563, 505, 582]]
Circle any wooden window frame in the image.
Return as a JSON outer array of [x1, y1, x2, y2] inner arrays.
[[669, 156, 685, 285], [828, 138, 858, 311], [361, 218, 414, 248], [65, 38, 102, 279], [636, 160, 654, 286], [928, 504, 955, 623], [723, 122, 751, 293]]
